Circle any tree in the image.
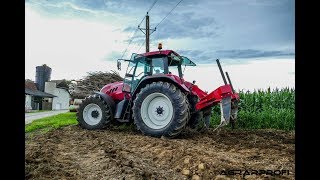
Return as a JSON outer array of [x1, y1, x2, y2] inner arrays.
[[70, 70, 123, 99], [56, 79, 72, 89]]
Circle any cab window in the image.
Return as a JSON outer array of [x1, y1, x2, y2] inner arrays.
[[152, 57, 165, 74]]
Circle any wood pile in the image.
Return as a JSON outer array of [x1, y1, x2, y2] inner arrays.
[[70, 70, 123, 99]]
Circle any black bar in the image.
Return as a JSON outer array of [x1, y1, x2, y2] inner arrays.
[[225, 72, 235, 93], [216, 59, 227, 85]]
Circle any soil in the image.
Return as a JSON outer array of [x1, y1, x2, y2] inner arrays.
[[25, 125, 295, 179]]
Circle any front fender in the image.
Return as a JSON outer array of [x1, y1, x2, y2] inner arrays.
[[93, 91, 116, 115]]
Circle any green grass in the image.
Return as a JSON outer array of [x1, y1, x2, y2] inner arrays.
[[210, 87, 295, 130], [25, 112, 77, 133]]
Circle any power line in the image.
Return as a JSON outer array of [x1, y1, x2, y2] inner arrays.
[[137, 40, 146, 53], [120, 28, 139, 59], [155, 0, 183, 29], [138, 17, 146, 27], [147, 0, 158, 13], [138, 0, 158, 26]]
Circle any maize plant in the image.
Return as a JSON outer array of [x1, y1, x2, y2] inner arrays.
[[211, 87, 295, 130]]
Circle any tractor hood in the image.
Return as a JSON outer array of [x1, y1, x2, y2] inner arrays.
[[100, 81, 128, 101]]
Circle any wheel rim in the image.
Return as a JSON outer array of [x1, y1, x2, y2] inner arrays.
[[141, 93, 173, 129], [83, 103, 102, 125]]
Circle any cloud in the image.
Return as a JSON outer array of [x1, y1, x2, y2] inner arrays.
[[183, 58, 295, 91], [246, 0, 291, 6], [26, 0, 295, 83], [175, 49, 294, 64], [150, 12, 221, 40], [215, 49, 295, 59], [103, 51, 123, 61], [27, 0, 294, 53], [175, 50, 213, 64], [25, 5, 128, 80], [26, 0, 136, 26], [76, 0, 106, 10]]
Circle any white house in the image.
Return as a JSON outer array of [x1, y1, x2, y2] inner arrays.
[[25, 80, 56, 111], [45, 81, 71, 110]]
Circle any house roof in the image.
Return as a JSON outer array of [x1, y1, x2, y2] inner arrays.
[[25, 88, 56, 98], [25, 80, 38, 90], [25, 80, 56, 98]]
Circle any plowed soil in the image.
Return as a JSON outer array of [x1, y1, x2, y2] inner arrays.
[[25, 125, 295, 179]]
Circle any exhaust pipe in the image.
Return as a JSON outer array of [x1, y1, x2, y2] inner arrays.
[[225, 72, 234, 94], [216, 59, 227, 85]]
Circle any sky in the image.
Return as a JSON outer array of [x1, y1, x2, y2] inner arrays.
[[25, 0, 295, 91]]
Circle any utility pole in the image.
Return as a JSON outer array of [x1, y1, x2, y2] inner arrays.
[[138, 12, 156, 52], [146, 14, 150, 52]]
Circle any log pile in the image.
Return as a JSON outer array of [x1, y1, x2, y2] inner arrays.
[[71, 70, 123, 99]]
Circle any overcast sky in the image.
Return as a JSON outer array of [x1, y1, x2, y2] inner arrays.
[[25, 0, 295, 91]]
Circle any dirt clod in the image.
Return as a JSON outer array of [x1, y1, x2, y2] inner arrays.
[[192, 174, 201, 180], [182, 169, 190, 176], [214, 175, 230, 180], [184, 158, 190, 164], [25, 125, 295, 179], [198, 163, 205, 170]]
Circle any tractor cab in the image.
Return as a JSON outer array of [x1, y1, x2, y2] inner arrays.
[[120, 50, 196, 93]]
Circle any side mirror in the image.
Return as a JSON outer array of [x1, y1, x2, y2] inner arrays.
[[125, 73, 134, 77], [117, 60, 121, 71]]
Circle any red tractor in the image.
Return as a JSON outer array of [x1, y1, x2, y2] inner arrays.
[[77, 46, 239, 138]]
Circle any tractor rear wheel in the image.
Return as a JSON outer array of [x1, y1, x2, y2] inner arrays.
[[77, 95, 113, 129], [132, 81, 189, 138]]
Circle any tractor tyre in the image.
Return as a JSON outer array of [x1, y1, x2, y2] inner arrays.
[[132, 81, 189, 138], [77, 95, 114, 130], [185, 95, 191, 123], [188, 106, 212, 131], [186, 95, 198, 128]]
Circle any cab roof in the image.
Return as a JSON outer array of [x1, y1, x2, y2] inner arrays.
[[141, 50, 179, 57], [139, 50, 196, 66]]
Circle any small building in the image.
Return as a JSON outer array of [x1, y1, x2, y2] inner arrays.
[[25, 80, 56, 111], [45, 81, 71, 110]]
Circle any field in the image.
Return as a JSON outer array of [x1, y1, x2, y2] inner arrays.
[[211, 88, 295, 130], [25, 88, 295, 179]]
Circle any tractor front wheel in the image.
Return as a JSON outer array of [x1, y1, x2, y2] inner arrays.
[[77, 95, 113, 129], [132, 81, 189, 138]]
